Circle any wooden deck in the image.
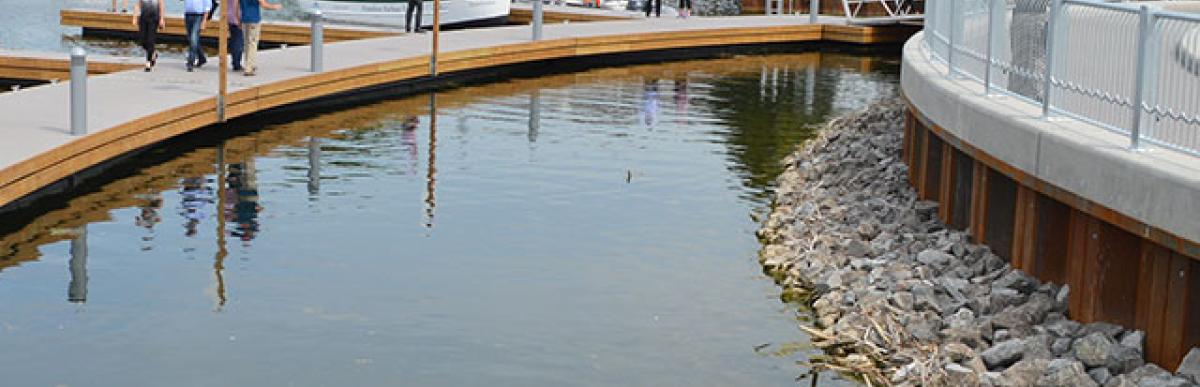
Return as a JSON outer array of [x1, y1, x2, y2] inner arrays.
[[0, 15, 918, 210], [61, 8, 399, 45], [0, 49, 147, 82], [61, 5, 634, 45]]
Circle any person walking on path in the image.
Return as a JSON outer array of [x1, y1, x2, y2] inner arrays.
[[405, 0, 424, 33], [183, 0, 211, 72], [225, 0, 245, 72], [240, 0, 283, 76], [677, 0, 691, 18], [206, 0, 220, 22], [111, 0, 129, 13], [132, 0, 165, 72], [644, 0, 661, 18]]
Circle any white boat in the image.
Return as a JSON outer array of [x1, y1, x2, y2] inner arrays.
[[311, 0, 510, 29]]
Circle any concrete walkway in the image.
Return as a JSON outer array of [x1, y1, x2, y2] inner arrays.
[[0, 15, 907, 207]]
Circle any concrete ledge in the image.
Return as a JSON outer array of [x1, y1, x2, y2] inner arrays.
[[902, 30, 1200, 253]]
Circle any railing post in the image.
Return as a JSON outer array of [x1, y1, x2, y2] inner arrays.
[[69, 47, 87, 136], [533, 0, 543, 41], [809, 0, 818, 23], [1042, 0, 1064, 119], [311, 10, 324, 72], [947, 0, 957, 76], [1131, 5, 1155, 150], [984, 0, 998, 95]]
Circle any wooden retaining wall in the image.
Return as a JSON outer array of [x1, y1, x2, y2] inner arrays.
[[903, 101, 1200, 370]]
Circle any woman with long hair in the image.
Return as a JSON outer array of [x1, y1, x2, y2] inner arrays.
[[131, 0, 165, 71]]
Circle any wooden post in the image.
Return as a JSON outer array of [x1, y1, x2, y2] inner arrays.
[[218, 3, 228, 122], [432, 0, 441, 76]]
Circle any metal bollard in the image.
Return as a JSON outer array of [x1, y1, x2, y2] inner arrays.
[[809, 0, 818, 24], [311, 10, 324, 72], [532, 0, 544, 41], [70, 47, 87, 136]]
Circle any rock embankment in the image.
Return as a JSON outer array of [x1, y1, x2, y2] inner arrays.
[[757, 99, 1200, 386]]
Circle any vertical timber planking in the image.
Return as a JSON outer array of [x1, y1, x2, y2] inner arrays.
[[950, 148, 973, 230], [1094, 222, 1142, 327], [984, 169, 1017, 262], [938, 141, 954, 224], [1033, 194, 1069, 284], [1162, 253, 1192, 369], [969, 161, 988, 244], [1010, 185, 1037, 271], [1066, 209, 1093, 322], [1138, 243, 1172, 366]]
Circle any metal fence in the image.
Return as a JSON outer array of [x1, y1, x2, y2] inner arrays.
[[923, 0, 1200, 156]]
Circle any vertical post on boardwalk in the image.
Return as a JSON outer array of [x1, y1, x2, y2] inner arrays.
[[69, 47, 87, 136], [218, 4, 228, 122], [533, 0, 544, 41], [311, 10, 324, 72], [432, 0, 441, 76], [809, 0, 818, 24]]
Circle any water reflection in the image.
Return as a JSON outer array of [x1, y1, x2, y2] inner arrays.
[[425, 93, 438, 230], [67, 226, 87, 303], [0, 53, 897, 386], [641, 79, 660, 128], [226, 161, 263, 243]]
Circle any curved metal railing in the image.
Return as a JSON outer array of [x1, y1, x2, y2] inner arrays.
[[923, 0, 1200, 156]]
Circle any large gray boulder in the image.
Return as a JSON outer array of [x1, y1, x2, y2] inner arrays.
[[1073, 331, 1117, 369], [1037, 359, 1098, 387], [1178, 348, 1200, 384], [982, 339, 1026, 369]]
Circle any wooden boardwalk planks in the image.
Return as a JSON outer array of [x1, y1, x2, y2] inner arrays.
[[61, 9, 398, 45]]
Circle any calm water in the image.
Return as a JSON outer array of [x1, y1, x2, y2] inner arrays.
[[0, 53, 898, 386]]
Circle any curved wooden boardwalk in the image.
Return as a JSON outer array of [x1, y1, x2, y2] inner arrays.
[[0, 16, 916, 210]]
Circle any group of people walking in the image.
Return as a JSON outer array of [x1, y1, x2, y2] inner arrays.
[[129, 0, 281, 75], [643, 0, 692, 18]]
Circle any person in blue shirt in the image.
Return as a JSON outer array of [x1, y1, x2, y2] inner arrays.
[[240, 0, 282, 76], [183, 0, 211, 72]]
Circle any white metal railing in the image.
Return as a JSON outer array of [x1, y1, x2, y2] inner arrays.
[[924, 0, 1200, 156]]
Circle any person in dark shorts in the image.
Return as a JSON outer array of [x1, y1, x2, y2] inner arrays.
[[406, 0, 424, 33], [132, 0, 164, 71], [644, 0, 661, 18], [677, 0, 691, 18]]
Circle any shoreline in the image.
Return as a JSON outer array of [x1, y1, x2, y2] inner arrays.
[[757, 99, 1200, 386]]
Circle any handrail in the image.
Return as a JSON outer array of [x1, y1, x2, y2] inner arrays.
[[923, 0, 1200, 156]]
